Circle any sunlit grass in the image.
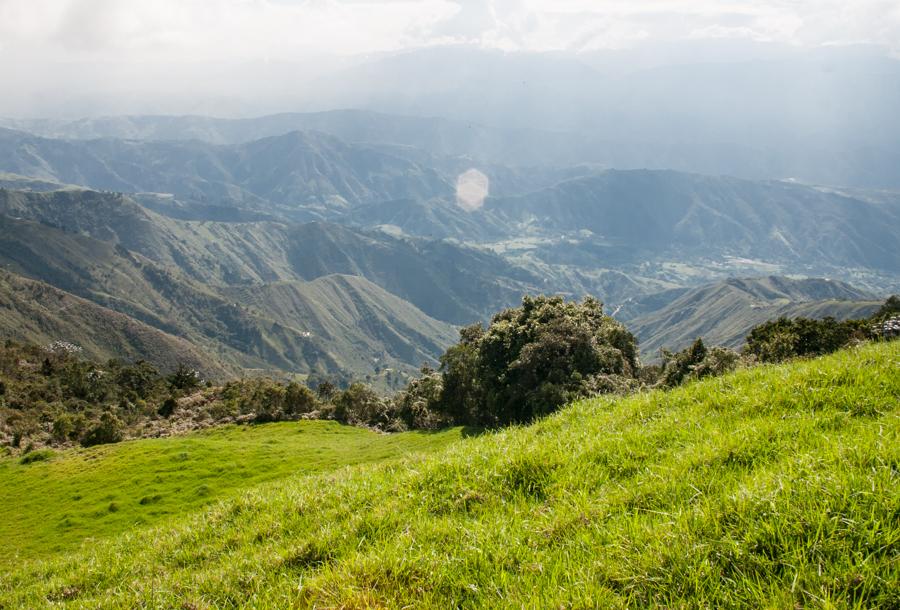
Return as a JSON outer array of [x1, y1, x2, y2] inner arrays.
[[0, 421, 467, 563], [1, 341, 898, 608]]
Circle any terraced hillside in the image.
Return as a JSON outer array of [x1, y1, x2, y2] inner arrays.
[[1, 341, 896, 608]]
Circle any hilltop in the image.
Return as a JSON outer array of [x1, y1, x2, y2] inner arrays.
[[1, 340, 896, 608]]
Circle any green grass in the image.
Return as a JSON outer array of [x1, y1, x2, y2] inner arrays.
[[0, 421, 467, 563], [2, 342, 899, 608]]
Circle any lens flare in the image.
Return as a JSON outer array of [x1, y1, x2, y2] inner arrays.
[[455, 168, 489, 211]]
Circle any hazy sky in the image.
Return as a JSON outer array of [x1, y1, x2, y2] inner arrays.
[[2, 0, 898, 61], [1, 0, 898, 117]]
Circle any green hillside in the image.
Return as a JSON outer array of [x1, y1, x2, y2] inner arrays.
[[0, 421, 467, 563], [2, 341, 896, 608]]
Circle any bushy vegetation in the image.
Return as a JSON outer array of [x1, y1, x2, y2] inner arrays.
[[1, 341, 896, 608], [0, 340, 325, 451], [744, 295, 899, 363], [436, 296, 639, 425], [3, 294, 897, 452], [657, 338, 741, 388]]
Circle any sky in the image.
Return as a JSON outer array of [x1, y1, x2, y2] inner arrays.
[[0, 0, 898, 116], [2, 0, 898, 60]]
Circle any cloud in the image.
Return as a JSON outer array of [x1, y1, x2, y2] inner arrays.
[[1, 0, 897, 61], [0, 0, 460, 60], [0, 0, 898, 116]]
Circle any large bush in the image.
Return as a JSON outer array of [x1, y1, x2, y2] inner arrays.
[[439, 296, 639, 426]]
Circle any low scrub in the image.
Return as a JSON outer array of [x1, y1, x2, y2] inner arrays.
[[3, 294, 896, 451]]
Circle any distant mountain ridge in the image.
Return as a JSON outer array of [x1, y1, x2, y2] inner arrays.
[[0, 127, 452, 217], [627, 276, 882, 357], [481, 170, 900, 273], [1, 127, 898, 282]]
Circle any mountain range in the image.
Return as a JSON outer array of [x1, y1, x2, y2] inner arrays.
[[0, 109, 897, 380], [5, 47, 900, 189]]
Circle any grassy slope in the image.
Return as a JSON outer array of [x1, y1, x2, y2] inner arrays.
[[2, 342, 899, 608], [0, 421, 466, 563]]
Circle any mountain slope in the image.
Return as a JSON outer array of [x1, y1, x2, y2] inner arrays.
[[1, 341, 896, 607], [0, 128, 452, 216], [0, 215, 455, 377], [628, 276, 881, 355], [483, 170, 900, 273], [0, 188, 539, 324], [0, 216, 436, 378], [0, 271, 225, 377], [224, 275, 457, 376], [282, 222, 539, 325]]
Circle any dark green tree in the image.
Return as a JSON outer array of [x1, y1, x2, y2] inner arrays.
[[438, 296, 639, 426]]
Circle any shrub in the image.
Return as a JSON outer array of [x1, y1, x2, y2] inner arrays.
[[81, 411, 124, 447], [20, 449, 54, 464], [438, 295, 639, 426], [116, 361, 161, 400], [158, 397, 177, 418], [691, 346, 740, 380], [659, 340, 740, 388], [167, 363, 200, 392], [394, 367, 449, 430], [284, 382, 319, 415], [745, 317, 865, 363], [52, 413, 77, 442], [660, 338, 708, 387], [871, 295, 900, 322], [252, 384, 286, 422]]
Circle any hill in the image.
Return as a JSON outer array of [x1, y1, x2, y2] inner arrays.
[[0, 216, 455, 379], [483, 170, 900, 274], [0, 188, 539, 324], [628, 276, 881, 356], [0, 128, 452, 217], [0, 340, 896, 607], [223, 275, 458, 377], [0, 421, 467, 562], [0, 271, 224, 377]]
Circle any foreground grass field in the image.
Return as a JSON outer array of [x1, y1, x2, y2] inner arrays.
[[0, 421, 468, 562], [2, 341, 898, 608]]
